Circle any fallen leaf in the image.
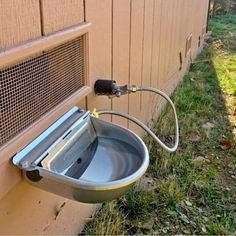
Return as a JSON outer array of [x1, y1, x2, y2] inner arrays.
[[185, 200, 193, 207], [201, 226, 207, 233], [162, 228, 168, 234], [202, 122, 214, 129], [219, 140, 231, 150], [140, 218, 154, 230], [190, 220, 196, 226], [202, 122, 214, 138], [232, 128, 236, 136], [137, 175, 156, 191], [188, 132, 201, 142], [183, 229, 191, 234], [198, 207, 203, 213], [167, 210, 178, 217], [192, 156, 210, 163], [179, 212, 190, 224]]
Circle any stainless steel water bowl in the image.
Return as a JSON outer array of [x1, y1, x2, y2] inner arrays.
[[13, 107, 149, 203]]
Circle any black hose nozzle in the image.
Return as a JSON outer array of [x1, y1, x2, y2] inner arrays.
[[94, 80, 118, 96], [94, 79, 137, 97]]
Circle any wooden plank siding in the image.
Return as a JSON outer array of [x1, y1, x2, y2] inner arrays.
[[140, 0, 154, 124], [0, 0, 41, 50], [40, 0, 84, 35], [111, 0, 131, 127], [0, 1, 96, 235], [149, 0, 162, 121], [128, 0, 145, 135], [85, 0, 112, 122], [0, 0, 210, 234]]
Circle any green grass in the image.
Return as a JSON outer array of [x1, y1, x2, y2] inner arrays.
[[82, 16, 236, 235], [213, 52, 236, 96], [208, 15, 236, 37]]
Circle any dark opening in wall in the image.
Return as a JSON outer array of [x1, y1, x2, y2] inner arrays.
[[179, 51, 183, 71], [198, 36, 201, 47]]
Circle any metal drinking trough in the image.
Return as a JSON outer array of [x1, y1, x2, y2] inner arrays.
[[13, 107, 149, 203]]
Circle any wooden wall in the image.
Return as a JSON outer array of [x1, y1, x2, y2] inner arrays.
[[0, 0, 209, 234]]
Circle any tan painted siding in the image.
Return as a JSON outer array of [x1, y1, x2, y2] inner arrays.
[[112, 0, 131, 127], [40, 0, 84, 35], [0, 0, 41, 49], [0, 181, 97, 234], [128, 0, 145, 135], [150, 0, 162, 120], [85, 0, 112, 122], [0, 0, 209, 234]]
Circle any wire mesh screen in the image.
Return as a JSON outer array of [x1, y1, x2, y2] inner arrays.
[[0, 36, 86, 147]]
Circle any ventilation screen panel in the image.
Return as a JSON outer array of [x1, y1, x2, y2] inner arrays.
[[0, 36, 86, 147]]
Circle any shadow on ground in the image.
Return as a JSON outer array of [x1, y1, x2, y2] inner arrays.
[[81, 16, 236, 235]]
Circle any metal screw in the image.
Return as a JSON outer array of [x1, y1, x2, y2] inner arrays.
[[19, 160, 30, 169]]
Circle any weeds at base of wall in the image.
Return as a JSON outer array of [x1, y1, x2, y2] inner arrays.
[[81, 15, 236, 235]]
